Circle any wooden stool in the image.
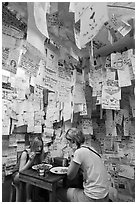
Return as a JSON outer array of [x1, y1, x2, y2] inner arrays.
[[9, 182, 16, 202]]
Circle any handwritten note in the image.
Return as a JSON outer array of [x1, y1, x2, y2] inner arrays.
[[102, 80, 121, 110], [57, 80, 71, 102], [80, 3, 108, 47], [82, 119, 93, 135], [72, 2, 91, 22]]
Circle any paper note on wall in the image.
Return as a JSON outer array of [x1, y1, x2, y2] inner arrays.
[[46, 49, 58, 75], [129, 96, 135, 117], [73, 83, 86, 104], [9, 134, 17, 146], [58, 59, 72, 82], [57, 80, 71, 102], [2, 47, 10, 71], [114, 110, 124, 125], [82, 119, 93, 135], [62, 102, 72, 121], [80, 103, 88, 116], [118, 165, 134, 179]]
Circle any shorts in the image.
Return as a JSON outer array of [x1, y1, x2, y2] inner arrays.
[[67, 188, 109, 202]]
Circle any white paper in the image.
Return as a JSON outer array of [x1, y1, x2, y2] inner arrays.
[[62, 102, 72, 121], [80, 103, 88, 116], [82, 119, 93, 135], [34, 2, 49, 38], [34, 125, 42, 133], [80, 3, 108, 47], [102, 80, 121, 110], [117, 20, 131, 36], [118, 64, 131, 87], [27, 2, 46, 55], [118, 165, 134, 179], [73, 83, 86, 104], [73, 2, 92, 22]]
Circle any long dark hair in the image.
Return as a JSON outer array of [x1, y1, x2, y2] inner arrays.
[[30, 135, 44, 153], [30, 136, 44, 163]]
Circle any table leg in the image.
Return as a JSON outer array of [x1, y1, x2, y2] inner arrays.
[[49, 183, 57, 202], [19, 181, 26, 201]]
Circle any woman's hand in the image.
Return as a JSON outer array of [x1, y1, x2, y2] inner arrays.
[[29, 152, 36, 161]]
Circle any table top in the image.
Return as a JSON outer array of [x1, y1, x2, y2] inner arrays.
[[19, 168, 66, 184]]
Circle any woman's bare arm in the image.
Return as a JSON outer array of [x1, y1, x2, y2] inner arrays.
[[19, 151, 35, 172]]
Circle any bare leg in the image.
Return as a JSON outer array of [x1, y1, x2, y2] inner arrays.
[[13, 172, 21, 202]]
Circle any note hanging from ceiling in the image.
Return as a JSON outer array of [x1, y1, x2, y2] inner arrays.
[[27, 2, 46, 55], [117, 65, 131, 87], [90, 66, 103, 97], [72, 2, 91, 22], [57, 59, 72, 82], [34, 2, 49, 38], [106, 14, 131, 37], [102, 80, 121, 110], [39, 54, 58, 91], [111, 51, 131, 87], [80, 3, 108, 47], [73, 83, 86, 104], [62, 102, 72, 121], [57, 80, 71, 103], [34, 59, 45, 86], [19, 51, 39, 77]]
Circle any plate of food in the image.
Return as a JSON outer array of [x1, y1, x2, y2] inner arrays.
[[50, 166, 68, 174], [32, 163, 52, 171]]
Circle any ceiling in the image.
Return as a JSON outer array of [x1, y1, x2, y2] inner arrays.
[[3, 2, 135, 58]]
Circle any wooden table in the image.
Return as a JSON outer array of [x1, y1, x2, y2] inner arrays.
[[19, 169, 66, 202]]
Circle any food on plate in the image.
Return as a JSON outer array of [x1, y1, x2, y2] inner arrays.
[[60, 168, 68, 173], [32, 164, 52, 171]]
